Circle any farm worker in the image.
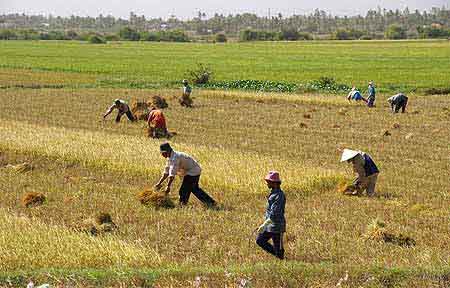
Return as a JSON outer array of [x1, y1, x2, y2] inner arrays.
[[103, 99, 135, 122], [147, 106, 168, 138], [367, 81, 376, 107], [340, 149, 379, 197], [179, 79, 193, 107], [347, 86, 367, 103], [154, 142, 217, 207], [387, 93, 409, 113], [255, 171, 286, 260]]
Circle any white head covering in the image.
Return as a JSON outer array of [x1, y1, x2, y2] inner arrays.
[[340, 149, 361, 162]]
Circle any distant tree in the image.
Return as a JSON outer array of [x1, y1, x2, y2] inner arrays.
[[280, 29, 299, 40], [385, 24, 407, 39], [89, 35, 106, 43], [335, 29, 351, 40], [65, 30, 78, 40], [0, 29, 17, 40], [417, 25, 449, 38], [119, 27, 140, 41], [215, 33, 227, 42]]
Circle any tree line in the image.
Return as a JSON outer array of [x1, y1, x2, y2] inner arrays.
[[0, 7, 449, 42]]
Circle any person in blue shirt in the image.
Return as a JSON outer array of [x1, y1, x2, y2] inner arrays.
[[347, 86, 367, 103], [341, 149, 379, 197], [367, 81, 376, 107], [255, 171, 286, 259]]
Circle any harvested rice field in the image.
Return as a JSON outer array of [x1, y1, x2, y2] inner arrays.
[[0, 40, 449, 287]]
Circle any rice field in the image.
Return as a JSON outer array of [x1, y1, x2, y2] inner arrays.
[[0, 40, 449, 92], [0, 40, 450, 287]]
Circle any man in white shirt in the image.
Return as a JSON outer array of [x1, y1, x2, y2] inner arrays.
[[154, 142, 217, 207]]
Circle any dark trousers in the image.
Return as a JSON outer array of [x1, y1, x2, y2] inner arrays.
[[116, 111, 135, 122], [367, 96, 375, 107], [256, 231, 284, 259], [394, 98, 408, 113], [179, 175, 216, 206]]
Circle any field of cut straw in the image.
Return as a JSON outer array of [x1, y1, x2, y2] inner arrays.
[[0, 40, 449, 287]]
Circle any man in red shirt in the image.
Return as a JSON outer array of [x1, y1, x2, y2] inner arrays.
[[147, 107, 168, 138]]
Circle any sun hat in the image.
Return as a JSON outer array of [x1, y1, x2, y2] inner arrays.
[[265, 171, 281, 183], [340, 149, 361, 162], [182, 79, 188, 84], [159, 142, 172, 153]]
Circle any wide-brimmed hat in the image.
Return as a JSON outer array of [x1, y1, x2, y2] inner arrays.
[[182, 79, 188, 84], [340, 149, 361, 162], [265, 171, 281, 183]]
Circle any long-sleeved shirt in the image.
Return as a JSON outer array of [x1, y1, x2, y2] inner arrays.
[[164, 150, 202, 177], [352, 153, 379, 178], [148, 109, 166, 129], [105, 100, 129, 115], [387, 93, 408, 105], [347, 90, 363, 101], [368, 85, 376, 98], [264, 188, 286, 233]]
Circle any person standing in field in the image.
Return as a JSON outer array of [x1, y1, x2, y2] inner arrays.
[[154, 142, 217, 207], [179, 79, 193, 107], [255, 171, 286, 260], [147, 106, 169, 138], [340, 149, 379, 197], [387, 93, 409, 113], [367, 81, 376, 107], [103, 99, 135, 123], [347, 86, 367, 103]]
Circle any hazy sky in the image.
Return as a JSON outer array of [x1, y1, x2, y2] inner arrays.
[[1, 0, 448, 19]]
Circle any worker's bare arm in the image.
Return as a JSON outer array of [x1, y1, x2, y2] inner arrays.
[[103, 105, 115, 118], [164, 176, 175, 194], [155, 173, 169, 190]]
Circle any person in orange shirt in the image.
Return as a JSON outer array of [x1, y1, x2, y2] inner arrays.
[[147, 106, 168, 138]]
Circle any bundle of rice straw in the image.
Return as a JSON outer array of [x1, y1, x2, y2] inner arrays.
[[22, 192, 46, 208], [78, 212, 118, 236], [6, 162, 33, 173], [138, 187, 175, 209], [130, 99, 150, 121], [337, 180, 362, 196], [364, 219, 415, 247], [149, 95, 168, 109]]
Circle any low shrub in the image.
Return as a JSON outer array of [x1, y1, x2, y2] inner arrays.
[[186, 63, 213, 84]]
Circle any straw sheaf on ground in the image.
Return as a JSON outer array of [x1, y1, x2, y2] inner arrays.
[[0, 87, 449, 286]]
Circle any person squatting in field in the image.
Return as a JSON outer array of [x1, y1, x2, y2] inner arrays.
[[367, 81, 376, 107], [387, 93, 409, 113], [147, 106, 169, 138], [255, 171, 286, 260], [341, 149, 379, 197], [154, 142, 217, 207], [103, 99, 136, 122], [179, 79, 193, 107], [347, 86, 367, 103]]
